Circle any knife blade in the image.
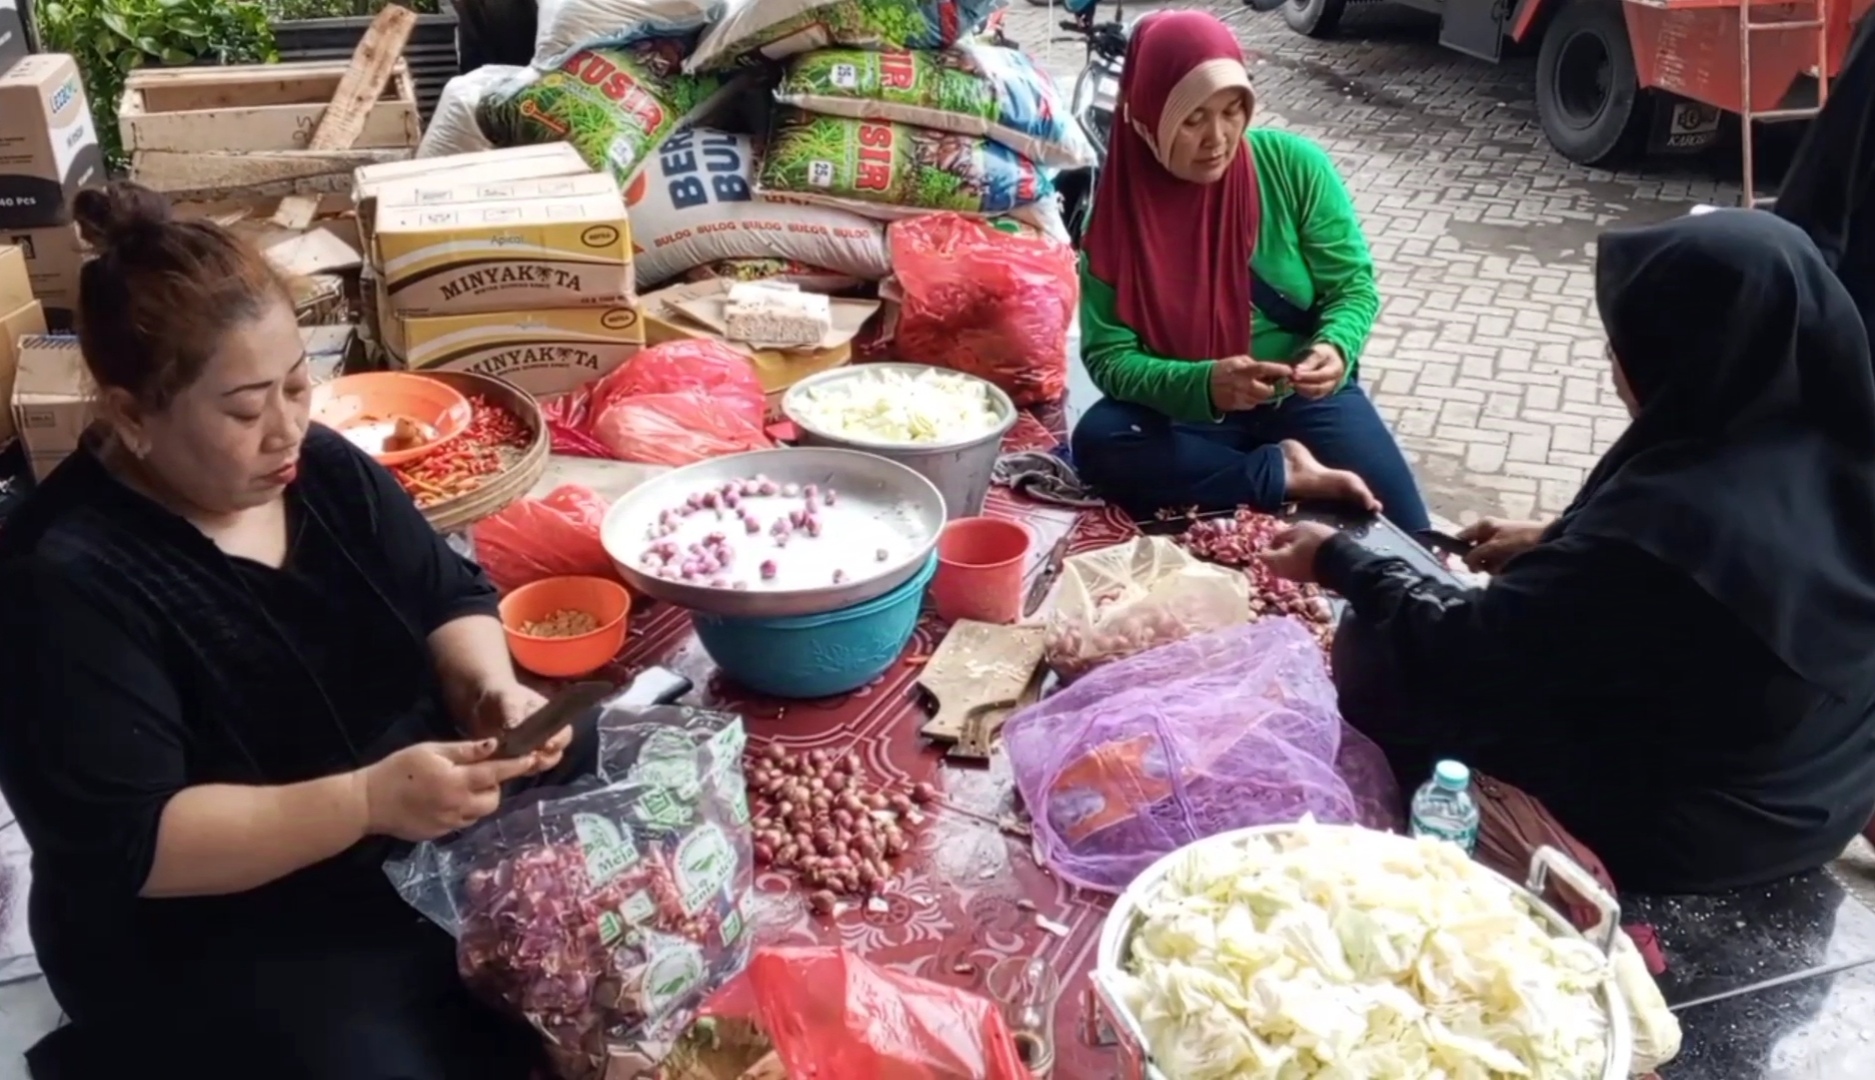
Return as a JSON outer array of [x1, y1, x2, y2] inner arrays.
[[1023, 530, 1075, 618], [495, 681, 616, 759]]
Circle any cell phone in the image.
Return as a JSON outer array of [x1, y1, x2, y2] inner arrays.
[[495, 681, 615, 760]]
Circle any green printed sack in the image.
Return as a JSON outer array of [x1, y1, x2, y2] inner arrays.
[[776, 44, 1093, 168], [478, 40, 735, 185], [757, 107, 1052, 219], [686, 0, 1008, 72]]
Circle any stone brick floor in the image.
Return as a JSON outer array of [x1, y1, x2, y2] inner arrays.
[[1007, 0, 1752, 523]]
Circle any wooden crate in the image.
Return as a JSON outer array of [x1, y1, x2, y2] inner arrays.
[[118, 59, 421, 156]]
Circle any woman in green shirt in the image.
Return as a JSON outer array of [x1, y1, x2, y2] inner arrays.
[[1071, 11, 1429, 532]]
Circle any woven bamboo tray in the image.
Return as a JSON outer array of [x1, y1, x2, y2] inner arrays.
[[408, 371, 549, 534]]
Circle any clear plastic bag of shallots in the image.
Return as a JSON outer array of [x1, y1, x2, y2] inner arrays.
[[1041, 536, 1252, 681], [385, 704, 755, 1080]]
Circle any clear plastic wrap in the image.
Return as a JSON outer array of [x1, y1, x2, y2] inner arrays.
[[1003, 618, 1403, 892], [385, 704, 755, 1079], [1042, 537, 1251, 681]]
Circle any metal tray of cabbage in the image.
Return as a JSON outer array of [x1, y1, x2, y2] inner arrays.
[[599, 447, 947, 619], [1091, 823, 1633, 1080]]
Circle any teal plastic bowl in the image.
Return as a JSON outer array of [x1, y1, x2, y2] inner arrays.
[[691, 554, 938, 699]]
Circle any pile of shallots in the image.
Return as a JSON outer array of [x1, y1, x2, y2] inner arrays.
[[743, 744, 936, 915], [1172, 509, 1336, 647]]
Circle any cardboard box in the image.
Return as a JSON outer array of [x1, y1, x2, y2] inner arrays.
[[352, 143, 591, 239], [0, 0, 28, 74], [0, 244, 28, 313], [10, 333, 89, 478], [403, 305, 644, 400], [638, 282, 865, 396], [2, 222, 83, 327], [0, 298, 45, 445], [376, 190, 632, 318], [372, 171, 616, 223], [0, 55, 104, 228]]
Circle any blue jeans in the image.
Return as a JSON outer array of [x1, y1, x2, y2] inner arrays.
[[1070, 384, 1431, 533]]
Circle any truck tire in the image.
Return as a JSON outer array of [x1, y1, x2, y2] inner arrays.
[[1535, 0, 1653, 166], [1283, 0, 1348, 38]]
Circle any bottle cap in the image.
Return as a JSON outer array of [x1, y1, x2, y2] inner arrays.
[[1433, 760, 1471, 791]]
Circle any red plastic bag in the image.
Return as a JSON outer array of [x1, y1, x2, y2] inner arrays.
[[470, 485, 614, 593], [711, 947, 1031, 1080], [890, 213, 1077, 407], [546, 341, 772, 466], [592, 390, 769, 466], [739, 947, 1033, 1080]]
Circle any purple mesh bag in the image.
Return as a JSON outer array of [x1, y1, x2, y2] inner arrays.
[[1003, 617, 1402, 892]]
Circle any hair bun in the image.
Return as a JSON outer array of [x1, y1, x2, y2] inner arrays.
[[73, 182, 173, 255]]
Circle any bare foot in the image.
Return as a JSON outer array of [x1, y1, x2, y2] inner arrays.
[[1279, 440, 1382, 512]]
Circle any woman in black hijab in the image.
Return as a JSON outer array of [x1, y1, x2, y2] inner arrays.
[[1260, 210, 1875, 894], [1775, 15, 1875, 331]]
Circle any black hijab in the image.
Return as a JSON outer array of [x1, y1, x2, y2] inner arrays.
[[1775, 16, 1875, 332], [1557, 210, 1875, 697]]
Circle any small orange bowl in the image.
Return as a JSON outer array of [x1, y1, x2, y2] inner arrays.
[[312, 372, 474, 468], [499, 576, 632, 678]]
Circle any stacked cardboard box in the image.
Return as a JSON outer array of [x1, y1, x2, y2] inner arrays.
[[354, 151, 645, 400], [0, 244, 47, 452], [0, 54, 102, 328]]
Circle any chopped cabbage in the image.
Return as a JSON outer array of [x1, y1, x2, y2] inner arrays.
[[791, 367, 1002, 445], [1110, 827, 1612, 1080]]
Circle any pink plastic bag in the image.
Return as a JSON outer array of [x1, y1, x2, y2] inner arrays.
[[542, 341, 772, 465], [470, 485, 615, 593], [1003, 618, 1402, 892], [890, 214, 1075, 406], [709, 947, 1032, 1080]]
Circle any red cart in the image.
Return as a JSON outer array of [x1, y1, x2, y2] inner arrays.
[[1275, 0, 1874, 202]]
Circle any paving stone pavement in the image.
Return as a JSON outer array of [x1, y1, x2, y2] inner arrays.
[[1006, 0, 1755, 523]]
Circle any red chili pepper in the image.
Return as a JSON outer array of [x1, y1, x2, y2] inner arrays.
[[390, 396, 529, 508]]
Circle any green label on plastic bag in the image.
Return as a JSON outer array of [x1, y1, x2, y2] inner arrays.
[[635, 786, 690, 828], [573, 812, 640, 885], [675, 823, 735, 914], [632, 728, 702, 798], [643, 941, 706, 1019]]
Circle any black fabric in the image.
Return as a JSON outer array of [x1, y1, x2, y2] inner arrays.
[[0, 424, 540, 1079], [1320, 212, 1875, 893], [1775, 14, 1875, 334], [1251, 270, 1322, 337], [1565, 210, 1875, 697]]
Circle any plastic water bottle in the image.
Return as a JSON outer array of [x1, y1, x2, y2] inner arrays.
[[1410, 759, 1481, 855]]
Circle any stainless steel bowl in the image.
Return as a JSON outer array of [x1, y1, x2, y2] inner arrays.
[[600, 447, 947, 619], [1090, 824, 1634, 1080], [781, 363, 1017, 521]]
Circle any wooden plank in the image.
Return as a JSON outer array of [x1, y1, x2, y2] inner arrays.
[[272, 6, 420, 231], [132, 148, 411, 200]]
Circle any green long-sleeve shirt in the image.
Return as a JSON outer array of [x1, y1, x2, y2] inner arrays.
[[1081, 127, 1380, 423]]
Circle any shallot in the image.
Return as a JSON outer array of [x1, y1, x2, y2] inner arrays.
[[742, 744, 936, 909], [1165, 507, 1337, 649]]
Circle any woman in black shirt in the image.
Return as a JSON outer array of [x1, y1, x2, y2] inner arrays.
[[1260, 211, 1875, 894], [0, 184, 569, 1077]]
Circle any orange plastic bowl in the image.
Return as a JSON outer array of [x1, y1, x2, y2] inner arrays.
[[311, 372, 474, 468], [499, 576, 632, 678]]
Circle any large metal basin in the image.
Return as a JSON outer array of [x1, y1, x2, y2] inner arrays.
[[600, 447, 946, 619], [1090, 823, 1634, 1080], [781, 363, 1016, 521]]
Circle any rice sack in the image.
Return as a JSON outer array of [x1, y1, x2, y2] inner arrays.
[[686, 0, 1008, 73], [681, 258, 867, 293], [532, 0, 726, 68], [478, 41, 735, 185], [625, 127, 890, 287], [757, 108, 1051, 219], [775, 44, 1093, 169]]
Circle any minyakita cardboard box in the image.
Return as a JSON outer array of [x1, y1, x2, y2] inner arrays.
[[352, 142, 591, 241], [402, 305, 644, 400], [376, 188, 633, 318], [0, 55, 104, 228]]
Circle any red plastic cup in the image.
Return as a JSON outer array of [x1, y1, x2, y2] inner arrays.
[[932, 517, 1033, 625]]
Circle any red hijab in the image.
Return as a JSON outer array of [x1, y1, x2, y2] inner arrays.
[[1083, 11, 1260, 361]]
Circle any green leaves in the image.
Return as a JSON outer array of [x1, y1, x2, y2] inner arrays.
[[33, 0, 280, 168]]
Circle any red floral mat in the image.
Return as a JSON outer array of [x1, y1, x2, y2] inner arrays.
[[584, 413, 1140, 1076]]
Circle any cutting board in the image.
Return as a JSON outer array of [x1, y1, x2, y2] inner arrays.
[[918, 620, 1047, 757]]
